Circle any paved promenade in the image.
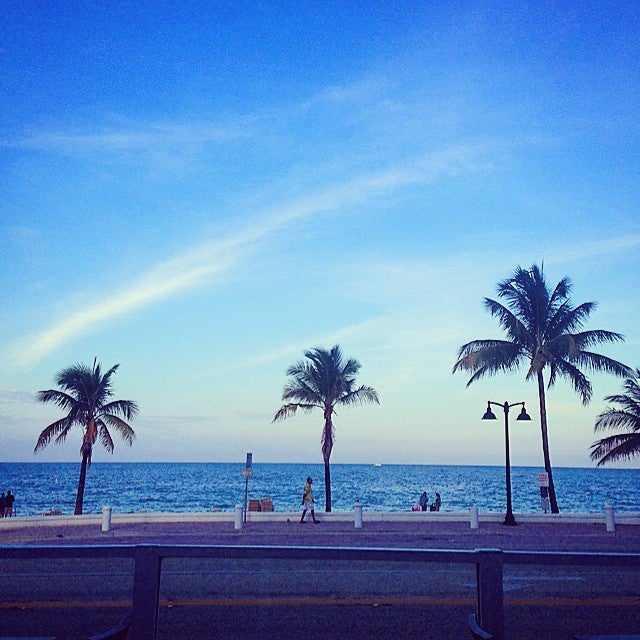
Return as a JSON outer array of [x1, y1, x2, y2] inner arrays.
[[1, 518, 639, 552]]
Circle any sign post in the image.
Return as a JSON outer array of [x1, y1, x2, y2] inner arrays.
[[537, 472, 549, 513], [242, 453, 253, 523]]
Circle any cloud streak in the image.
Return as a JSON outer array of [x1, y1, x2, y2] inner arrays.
[[12, 145, 485, 366], [545, 233, 640, 265], [4, 120, 250, 154]]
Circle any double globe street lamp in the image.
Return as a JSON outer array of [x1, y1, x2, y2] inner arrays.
[[482, 400, 532, 526]]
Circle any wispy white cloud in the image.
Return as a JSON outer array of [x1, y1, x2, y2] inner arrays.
[[0, 389, 35, 404], [544, 233, 640, 265], [3, 119, 251, 154], [12, 146, 484, 367]]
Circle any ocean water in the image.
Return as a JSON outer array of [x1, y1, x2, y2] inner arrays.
[[0, 462, 638, 517]]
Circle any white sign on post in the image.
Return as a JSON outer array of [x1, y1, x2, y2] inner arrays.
[[537, 472, 550, 513], [537, 472, 549, 487]]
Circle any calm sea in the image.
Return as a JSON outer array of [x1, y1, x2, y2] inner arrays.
[[0, 462, 638, 517]]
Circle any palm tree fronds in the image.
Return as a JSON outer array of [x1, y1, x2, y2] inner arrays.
[[483, 298, 532, 345], [590, 432, 640, 466], [572, 328, 626, 349], [454, 339, 523, 365], [272, 402, 318, 422], [550, 357, 592, 404], [98, 421, 115, 454], [602, 392, 640, 410], [549, 301, 596, 335], [572, 351, 632, 378], [547, 275, 572, 309], [453, 341, 524, 380], [591, 370, 640, 466], [36, 389, 77, 411], [34, 417, 73, 452], [338, 385, 380, 407], [595, 409, 640, 433], [282, 379, 322, 404], [101, 399, 139, 420], [101, 414, 136, 444]]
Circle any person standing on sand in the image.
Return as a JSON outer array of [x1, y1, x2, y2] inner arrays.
[[419, 491, 429, 511], [5, 490, 15, 517], [0, 492, 5, 517], [300, 477, 318, 524]]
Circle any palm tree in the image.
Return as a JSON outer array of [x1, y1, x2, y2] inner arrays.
[[35, 359, 138, 515], [591, 369, 640, 466], [273, 345, 379, 512], [453, 264, 630, 513]]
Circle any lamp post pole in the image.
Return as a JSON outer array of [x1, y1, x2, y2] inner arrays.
[[482, 401, 531, 526]]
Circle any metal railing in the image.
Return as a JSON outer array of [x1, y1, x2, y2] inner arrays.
[[2, 544, 639, 640]]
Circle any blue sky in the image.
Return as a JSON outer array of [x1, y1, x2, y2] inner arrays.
[[1, 1, 639, 468]]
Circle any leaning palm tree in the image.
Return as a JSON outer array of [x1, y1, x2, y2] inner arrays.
[[35, 359, 138, 515], [591, 369, 640, 466], [453, 264, 630, 513], [273, 345, 379, 512]]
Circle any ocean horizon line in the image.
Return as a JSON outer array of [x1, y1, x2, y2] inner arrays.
[[3, 460, 632, 470]]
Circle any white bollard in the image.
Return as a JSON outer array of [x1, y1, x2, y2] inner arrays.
[[470, 506, 479, 529], [101, 506, 112, 533], [604, 504, 615, 532], [234, 504, 244, 530], [354, 501, 363, 529]]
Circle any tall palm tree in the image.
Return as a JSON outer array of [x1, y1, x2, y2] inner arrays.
[[273, 345, 379, 512], [453, 264, 630, 513], [591, 369, 640, 466], [35, 359, 138, 515]]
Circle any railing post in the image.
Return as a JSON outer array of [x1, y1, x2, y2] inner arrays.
[[354, 501, 363, 528], [130, 546, 162, 640], [101, 506, 112, 532], [604, 504, 615, 532], [234, 504, 244, 530], [470, 506, 479, 529], [475, 548, 504, 640]]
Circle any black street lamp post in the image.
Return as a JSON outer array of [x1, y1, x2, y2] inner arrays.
[[482, 400, 532, 526]]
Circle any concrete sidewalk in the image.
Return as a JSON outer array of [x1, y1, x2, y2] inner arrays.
[[1, 518, 639, 552]]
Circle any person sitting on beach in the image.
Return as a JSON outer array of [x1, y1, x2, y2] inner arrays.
[[300, 477, 318, 524], [419, 491, 429, 511], [411, 502, 420, 511]]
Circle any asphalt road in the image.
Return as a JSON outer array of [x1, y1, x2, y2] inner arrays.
[[1, 556, 639, 640]]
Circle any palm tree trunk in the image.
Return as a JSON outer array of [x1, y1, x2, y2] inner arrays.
[[537, 370, 559, 513], [75, 451, 89, 515], [324, 457, 332, 512], [322, 411, 334, 512]]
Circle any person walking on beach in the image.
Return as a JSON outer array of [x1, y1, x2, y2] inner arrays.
[[300, 477, 318, 524], [419, 491, 429, 511]]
